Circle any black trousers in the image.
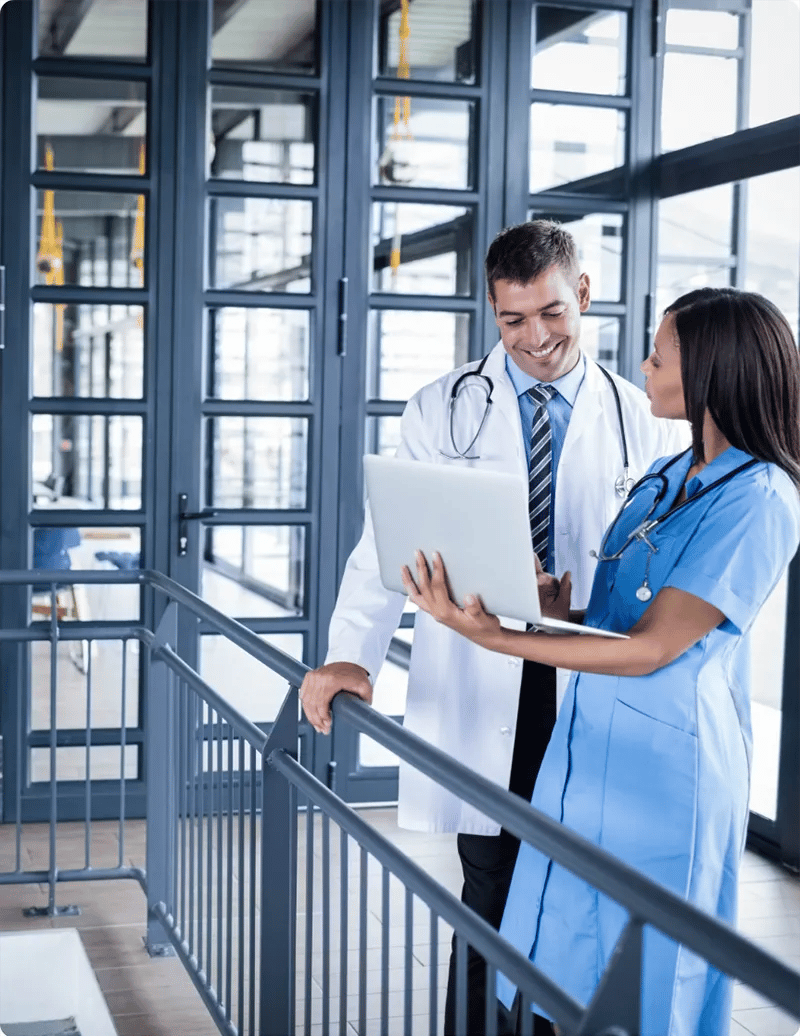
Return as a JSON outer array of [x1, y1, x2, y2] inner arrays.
[[443, 660, 558, 1036]]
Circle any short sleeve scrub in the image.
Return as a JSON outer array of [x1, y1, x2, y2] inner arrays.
[[497, 447, 800, 1036]]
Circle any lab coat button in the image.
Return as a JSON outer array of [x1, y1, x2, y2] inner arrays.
[[499, 726, 512, 736]]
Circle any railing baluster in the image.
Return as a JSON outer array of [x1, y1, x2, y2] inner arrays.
[[429, 912, 438, 1036], [359, 847, 368, 1036], [84, 646, 92, 868], [216, 713, 224, 1006], [237, 736, 246, 1036], [15, 641, 23, 873], [339, 827, 349, 1036], [485, 964, 498, 1036], [455, 934, 467, 1036], [118, 638, 127, 869], [188, 690, 197, 954], [226, 721, 234, 1021], [207, 707, 216, 998], [322, 811, 330, 1036], [179, 678, 188, 938], [249, 742, 257, 1036], [304, 795, 314, 1036], [381, 865, 390, 1036], [404, 887, 413, 1033], [197, 699, 205, 974], [48, 589, 58, 915]]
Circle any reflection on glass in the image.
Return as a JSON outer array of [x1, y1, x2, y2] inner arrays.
[[37, 78, 146, 175], [30, 634, 139, 732], [579, 316, 619, 372], [209, 308, 310, 400], [372, 204, 473, 296], [201, 633, 304, 723], [209, 87, 315, 184], [528, 212, 623, 301], [33, 303, 144, 399], [211, 0, 317, 74], [748, 573, 788, 820], [379, 0, 476, 82], [375, 96, 472, 189], [31, 413, 143, 509], [208, 417, 307, 509], [532, 7, 627, 95], [35, 191, 146, 288], [366, 416, 403, 458], [37, 0, 147, 60], [748, 1, 800, 130], [210, 197, 312, 292], [201, 525, 304, 616], [661, 54, 737, 152], [665, 8, 739, 48], [657, 184, 733, 315], [530, 104, 625, 192], [743, 167, 800, 337], [367, 310, 469, 400]]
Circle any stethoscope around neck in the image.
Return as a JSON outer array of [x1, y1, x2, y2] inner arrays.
[[440, 354, 634, 498]]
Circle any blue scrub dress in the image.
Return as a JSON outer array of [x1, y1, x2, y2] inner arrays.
[[497, 447, 800, 1036]]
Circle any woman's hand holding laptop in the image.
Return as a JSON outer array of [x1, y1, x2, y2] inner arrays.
[[401, 550, 574, 646]]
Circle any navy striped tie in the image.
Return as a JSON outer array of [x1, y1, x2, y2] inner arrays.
[[527, 383, 556, 568]]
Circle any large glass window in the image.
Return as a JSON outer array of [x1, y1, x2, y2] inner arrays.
[[748, 0, 800, 129], [742, 166, 800, 335], [375, 96, 474, 191], [35, 190, 147, 289], [208, 308, 311, 401], [530, 104, 626, 192], [532, 6, 627, 96], [33, 303, 145, 399], [209, 196, 313, 293], [200, 525, 305, 618], [378, 0, 477, 83], [367, 309, 470, 400], [207, 417, 308, 510], [371, 203, 473, 296], [37, 0, 148, 61], [37, 78, 146, 176], [211, 0, 317, 74], [209, 87, 315, 184]]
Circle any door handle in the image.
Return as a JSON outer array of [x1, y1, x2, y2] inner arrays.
[[177, 492, 218, 556]]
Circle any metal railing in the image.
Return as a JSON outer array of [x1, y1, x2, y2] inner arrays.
[[0, 568, 798, 1036]]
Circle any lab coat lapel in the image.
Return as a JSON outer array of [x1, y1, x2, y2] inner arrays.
[[481, 343, 528, 479], [562, 358, 607, 456]]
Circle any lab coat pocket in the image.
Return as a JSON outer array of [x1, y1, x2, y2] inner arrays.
[[599, 699, 698, 898]]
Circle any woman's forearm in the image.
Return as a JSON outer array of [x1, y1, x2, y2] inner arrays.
[[484, 625, 665, 677]]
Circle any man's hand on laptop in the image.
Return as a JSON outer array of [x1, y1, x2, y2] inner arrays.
[[299, 662, 373, 735], [534, 552, 573, 622]]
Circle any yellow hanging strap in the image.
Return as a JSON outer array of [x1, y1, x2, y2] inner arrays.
[[36, 145, 66, 351], [130, 142, 145, 280], [391, 0, 412, 279]]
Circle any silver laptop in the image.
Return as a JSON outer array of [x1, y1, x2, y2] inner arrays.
[[364, 455, 627, 638]]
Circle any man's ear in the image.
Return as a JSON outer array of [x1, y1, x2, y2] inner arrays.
[[577, 272, 591, 313]]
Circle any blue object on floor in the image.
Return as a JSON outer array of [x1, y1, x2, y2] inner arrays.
[[94, 550, 141, 570]]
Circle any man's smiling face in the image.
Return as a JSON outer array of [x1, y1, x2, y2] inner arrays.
[[490, 266, 590, 382]]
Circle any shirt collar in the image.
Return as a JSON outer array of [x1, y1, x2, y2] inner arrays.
[[685, 444, 756, 498], [505, 352, 586, 407]]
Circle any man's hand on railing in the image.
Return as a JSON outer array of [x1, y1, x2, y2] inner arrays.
[[299, 661, 373, 735]]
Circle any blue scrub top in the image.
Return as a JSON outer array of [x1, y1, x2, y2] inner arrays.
[[498, 446, 800, 1036]]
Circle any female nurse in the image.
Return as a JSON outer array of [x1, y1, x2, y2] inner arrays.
[[401, 287, 800, 1036]]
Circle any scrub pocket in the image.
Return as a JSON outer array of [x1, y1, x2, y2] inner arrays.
[[599, 699, 698, 896]]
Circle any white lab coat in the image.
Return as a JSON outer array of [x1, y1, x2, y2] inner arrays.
[[325, 344, 689, 834]]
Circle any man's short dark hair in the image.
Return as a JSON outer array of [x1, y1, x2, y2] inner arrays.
[[485, 220, 580, 299]]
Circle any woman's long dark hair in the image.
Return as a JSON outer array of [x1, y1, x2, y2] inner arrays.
[[665, 287, 800, 490]]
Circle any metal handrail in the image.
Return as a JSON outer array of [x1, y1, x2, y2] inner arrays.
[[2, 566, 798, 1022]]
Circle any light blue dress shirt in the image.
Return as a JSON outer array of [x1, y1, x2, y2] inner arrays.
[[505, 353, 586, 572]]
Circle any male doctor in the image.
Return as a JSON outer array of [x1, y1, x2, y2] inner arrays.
[[300, 220, 687, 1035]]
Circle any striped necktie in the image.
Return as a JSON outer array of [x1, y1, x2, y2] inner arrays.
[[527, 383, 557, 568]]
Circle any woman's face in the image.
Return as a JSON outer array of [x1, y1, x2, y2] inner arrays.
[[641, 314, 686, 419]]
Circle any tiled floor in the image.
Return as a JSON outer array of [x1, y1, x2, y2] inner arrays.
[[0, 811, 798, 1036]]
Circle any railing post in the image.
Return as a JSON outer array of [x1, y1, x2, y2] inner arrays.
[[145, 601, 178, 956], [259, 686, 299, 1036]]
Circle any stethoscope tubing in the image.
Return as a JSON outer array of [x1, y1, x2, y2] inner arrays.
[[442, 356, 631, 498]]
